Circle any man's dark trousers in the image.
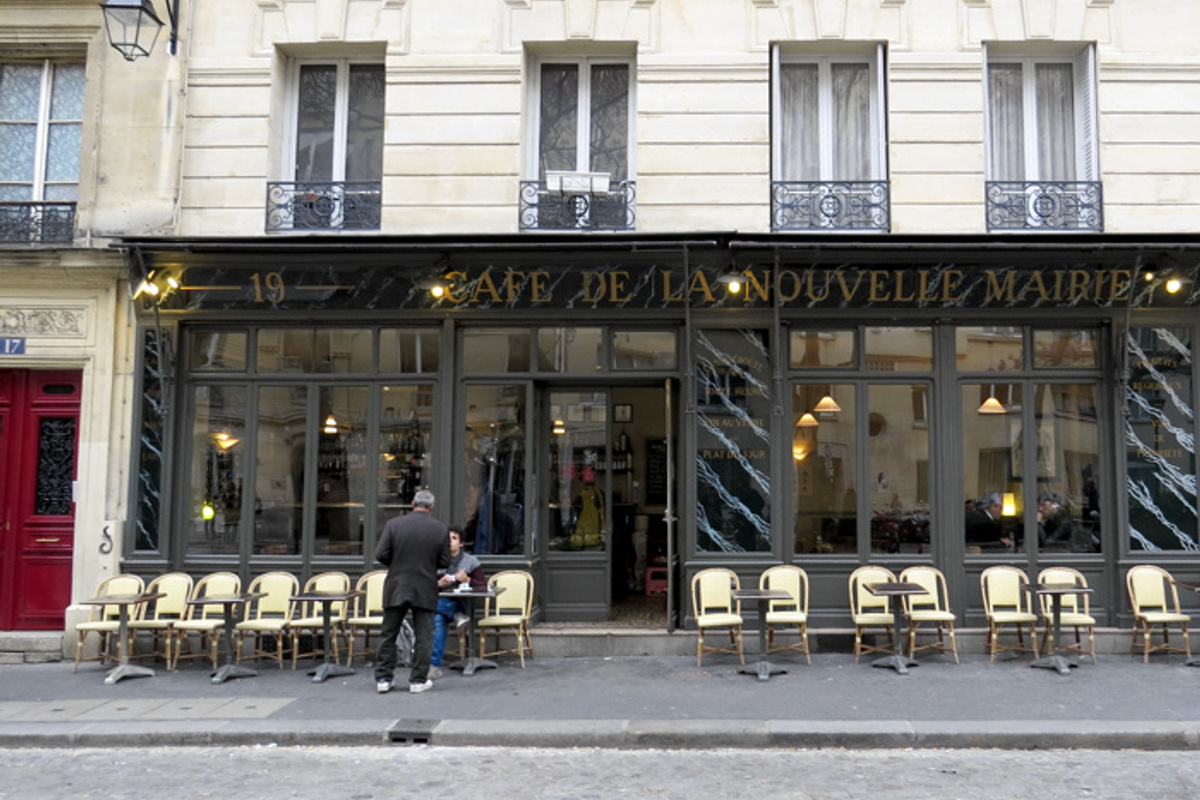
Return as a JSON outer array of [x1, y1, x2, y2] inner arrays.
[[376, 603, 435, 684]]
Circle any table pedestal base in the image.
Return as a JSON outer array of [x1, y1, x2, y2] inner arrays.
[[211, 663, 258, 684], [104, 663, 155, 685], [448, 656, 497, 677], [739, 660, 787, 681], [309, 662, 355, 683], [1031, 653, 1079, 675], [871, 654, 918, 674]]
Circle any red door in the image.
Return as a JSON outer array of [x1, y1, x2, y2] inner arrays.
[[0, 370, 80, 630]]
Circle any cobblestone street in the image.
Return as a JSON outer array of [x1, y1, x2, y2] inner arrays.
[[3, 746, 1198, 800]]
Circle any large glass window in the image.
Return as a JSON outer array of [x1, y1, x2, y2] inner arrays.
[[291, 61, 384, 184], [548, 391, 609, 552], [793, 383, 856, 554], [1126, 327, 1197, 551], [774, 50, 885, 183], [181, 326, 438, 561], [461, 385, 526, 556], [696, 329, 772, 554], [959, 326, 1103, 554], [534, 58, 632, 183], [186, 385, 249, 555], [0, 60, 82, 203]]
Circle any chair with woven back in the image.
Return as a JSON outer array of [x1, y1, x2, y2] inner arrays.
[[127, 572, 194, 667], [290, 571, 351, 669], [1037, 566, 1097, 663], [848, 565, 896, 662], [170, 571, 241, 671], [758, 565, 811, 665], [980, 565, 1039, 662], [478, 570, 535, 668], [73, 574, 146, 672], [899, 565, 959, 664], [1126, 564, 1192, 663], [690, 567, 744, 667], [343, 569, 386, 664], [235, 571, 299, 669]]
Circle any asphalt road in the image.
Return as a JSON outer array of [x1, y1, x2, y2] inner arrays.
[[3, 746, 1198, 799]]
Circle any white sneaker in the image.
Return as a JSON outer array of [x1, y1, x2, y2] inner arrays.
[[427, 666, 443, 680], [409, 679, 433, 694], [376, 680, 392, 694]]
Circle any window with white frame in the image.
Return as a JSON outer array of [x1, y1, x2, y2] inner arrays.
[[0, 60, 83, 203], [530, 56, 634, 186], [985, 46, 1097, 184], [772, 47, 886, 183], [288, 60, 384, 185]]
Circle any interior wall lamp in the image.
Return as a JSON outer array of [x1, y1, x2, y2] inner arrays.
[[101, 0, 179, 61]]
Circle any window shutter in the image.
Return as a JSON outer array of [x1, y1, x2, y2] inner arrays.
[[1074, 45, 1098, 182]]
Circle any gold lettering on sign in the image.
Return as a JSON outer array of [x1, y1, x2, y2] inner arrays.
[[986, 271, 1017, 302], [529, 271, 550, 303]]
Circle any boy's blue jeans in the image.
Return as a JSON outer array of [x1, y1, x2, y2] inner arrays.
[[431, 596, 465, 667]]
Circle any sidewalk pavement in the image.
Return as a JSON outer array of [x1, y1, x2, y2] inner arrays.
[[1, 651, 1199, 750]]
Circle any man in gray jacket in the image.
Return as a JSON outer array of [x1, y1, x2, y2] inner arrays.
[[374, 489, 450, 694]]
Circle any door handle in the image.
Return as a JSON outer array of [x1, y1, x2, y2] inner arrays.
[[35, 537, 61, 544]]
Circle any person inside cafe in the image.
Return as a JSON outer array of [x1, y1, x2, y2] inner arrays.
[[965, 492, 1012, 551], [429, 524, 486, 679], [1037, 491, 1087, 552]]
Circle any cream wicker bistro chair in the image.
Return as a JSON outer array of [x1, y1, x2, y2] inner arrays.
[[899, 565, 959, 664], [848, 566, 896, 662], [343, 569, 386, 664], [1037, 566, 1097, 663], [478, 570, 535, 668], [289, 571, 351, 669], [1127, 564, 1192, 662], [690, 568, 744, 667], [980, 565, 1039, 662], [73, 574, 145, 672], [758, 565, 811, 664], [170, 572, 241, 671], [235, 571, 299, 669], [128, 572, 193, 667]]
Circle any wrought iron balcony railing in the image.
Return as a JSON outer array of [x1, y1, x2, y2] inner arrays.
[[265, 181, 381, 232], [986, 181, 1103, 232], [519, 180, 636, 231], [0, 202, 75, 243], [771, 181, 890, 232]]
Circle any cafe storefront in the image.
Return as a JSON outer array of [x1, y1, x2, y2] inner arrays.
[[118, 233, 1200, 633]]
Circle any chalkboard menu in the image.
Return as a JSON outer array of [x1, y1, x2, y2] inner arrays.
[[646, 438, 669, 505]]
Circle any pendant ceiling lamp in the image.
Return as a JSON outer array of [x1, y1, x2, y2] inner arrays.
[[796, 412, 819, 427], [977, 387, 1006, 414], [813, 393, 841, 414]]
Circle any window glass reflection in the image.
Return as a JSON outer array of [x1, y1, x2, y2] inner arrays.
[[314, 385, 368, 555], [380, 329, 439, 373], [793, 383, 856, 554], [462, 384, 525, 555], [462, 329, 531, 373], [187, 385, 247, 555], [253, 386, 305, 555], [864, 327, 932, 372], [612, 330, 677, 370], [190, 330, 247, 371], [790, 329, 855, 368], [537, 327, 602, 373], [962, 383, 1022, 553], [868, 384, 931, 554], [956, 326, 1023, 371], [1033, 329, 1098, 368], [1035, 383, 1101, 553]]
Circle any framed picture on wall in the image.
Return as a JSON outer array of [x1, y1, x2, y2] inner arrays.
[[613, 404, 632, 423]]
